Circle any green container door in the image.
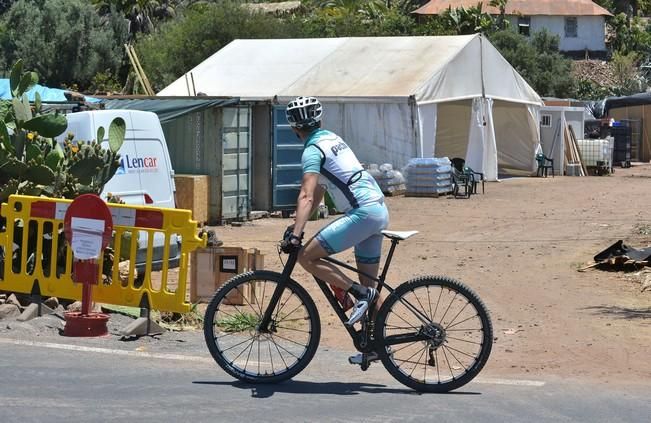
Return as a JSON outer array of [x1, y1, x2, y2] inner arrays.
[[162, 105, 251, 223], [221, 106, 251, 220]]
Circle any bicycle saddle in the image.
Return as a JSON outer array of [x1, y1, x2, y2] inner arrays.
[[381, 230, 419, 241]]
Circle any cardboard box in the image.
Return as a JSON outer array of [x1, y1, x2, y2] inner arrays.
[[190, 247, 264, 305], [175, 174, 209, 224]]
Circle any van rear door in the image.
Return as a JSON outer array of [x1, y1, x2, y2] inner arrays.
[[130, 138, 174, 208]]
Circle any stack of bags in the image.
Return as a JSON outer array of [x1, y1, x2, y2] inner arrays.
[[404, 157, 453, 195], [367, 163, 406, 195]]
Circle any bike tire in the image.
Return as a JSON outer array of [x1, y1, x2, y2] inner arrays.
[[203, 270, 321, 384], [374, 276, 493, 393]]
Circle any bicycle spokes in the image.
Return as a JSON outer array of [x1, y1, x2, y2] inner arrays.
[[210, 279, 314, 378], [381, 283, 488, 386]]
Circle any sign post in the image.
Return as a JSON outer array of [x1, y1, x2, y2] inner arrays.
[[63, 194, 113, 337]]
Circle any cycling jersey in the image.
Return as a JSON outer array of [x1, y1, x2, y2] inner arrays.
[[302, 129, 388, 263], [302, 129, 384, 213]]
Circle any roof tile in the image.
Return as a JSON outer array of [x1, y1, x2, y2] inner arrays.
[[413, 0, 613, 17]]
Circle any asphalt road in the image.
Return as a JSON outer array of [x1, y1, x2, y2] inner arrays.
[[0, 337, 648, 423]]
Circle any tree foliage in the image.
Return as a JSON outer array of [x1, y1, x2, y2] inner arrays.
[[7, 0, 651, 100], [489, 30, 575, 98], [136, 1, 301, 91], [91, 0, 192, 40], [0, 0, 128, 90], [441, 3, 494, 35], [595, 0, 651, 16], [608, 13, 651, 55], [0, 0, 15, 14]]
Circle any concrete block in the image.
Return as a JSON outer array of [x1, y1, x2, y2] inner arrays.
[[6, 293, 21, 307], [17, 303, 55, 322], [0, 303, 20, 319], [120, 317, 166, 337]]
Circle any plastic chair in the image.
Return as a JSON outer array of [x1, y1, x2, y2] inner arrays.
[[535, 153, 554, 177], [451, 158, 485, 195], [451, 166, 472, 198], [464, 166, 485, 194]]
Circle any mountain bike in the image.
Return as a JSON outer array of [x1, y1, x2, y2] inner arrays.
[[203, 230, 493, 393]]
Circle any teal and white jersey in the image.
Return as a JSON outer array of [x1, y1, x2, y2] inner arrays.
[[302, 129, 384, 213]]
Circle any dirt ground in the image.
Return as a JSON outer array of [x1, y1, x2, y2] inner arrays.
[[212, 164, 651, 384]]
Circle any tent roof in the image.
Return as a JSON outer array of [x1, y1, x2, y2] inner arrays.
[[158, 35, 542, 106], [413, 0, 612, 16]]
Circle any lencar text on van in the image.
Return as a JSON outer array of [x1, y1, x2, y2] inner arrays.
[[117, 154, 159, 174]]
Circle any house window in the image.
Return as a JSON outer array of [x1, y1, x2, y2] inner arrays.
[[541, 114, 552, 128], [518, 17, 531, 37], [565, 17, 578, 38]]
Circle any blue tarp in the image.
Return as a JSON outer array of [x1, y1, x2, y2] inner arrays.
[[0, 79, 101, 103]]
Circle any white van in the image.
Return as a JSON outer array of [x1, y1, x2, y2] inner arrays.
[[58, 110, 180, 273]]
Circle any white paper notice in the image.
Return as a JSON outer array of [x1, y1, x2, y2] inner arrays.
[[71, 217, 105, 259]]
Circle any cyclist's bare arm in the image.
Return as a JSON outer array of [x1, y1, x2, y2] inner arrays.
[[293, 173, 324, 238]]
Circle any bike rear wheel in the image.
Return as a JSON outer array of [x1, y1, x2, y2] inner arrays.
[[375, 276, 493, 393], [203, 270, 321, 383]]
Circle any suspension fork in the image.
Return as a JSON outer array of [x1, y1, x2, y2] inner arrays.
[[258, 250, 298, 332]]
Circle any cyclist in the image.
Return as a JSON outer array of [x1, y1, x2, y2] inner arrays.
[[281, 96, 389, 364]]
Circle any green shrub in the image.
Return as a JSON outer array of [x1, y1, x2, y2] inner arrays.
[[0, 0, 128, 90]]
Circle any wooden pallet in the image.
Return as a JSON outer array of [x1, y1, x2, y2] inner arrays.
[[405, 191, 450, 198], [383, 189, 406, 197]]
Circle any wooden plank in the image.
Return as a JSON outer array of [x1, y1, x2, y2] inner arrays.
[[124, 44, 147, 95], [129, 45, 155, 96], [569, 126, 588, 176], [565, 124, 584, 175]]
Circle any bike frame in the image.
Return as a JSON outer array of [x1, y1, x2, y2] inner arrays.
[[259, 237, 433, 353]]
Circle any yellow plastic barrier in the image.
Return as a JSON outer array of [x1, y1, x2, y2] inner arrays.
[[0, 195, 206, 313]]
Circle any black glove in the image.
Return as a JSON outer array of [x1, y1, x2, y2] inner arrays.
[[280, 226, 303, 254]]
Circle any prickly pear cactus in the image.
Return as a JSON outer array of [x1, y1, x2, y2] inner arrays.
[[0, 60, 126, 203], [1, 60, 129, 288]]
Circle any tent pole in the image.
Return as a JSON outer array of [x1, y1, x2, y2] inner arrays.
[[479, 35, 486, 100], [409, 95, 422, 157]]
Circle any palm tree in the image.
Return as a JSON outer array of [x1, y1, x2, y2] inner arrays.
[[0, 0, 15, 15], [489, 0, 508, 30], [91, 0, 180, 38], [444, 3, 493, 35]]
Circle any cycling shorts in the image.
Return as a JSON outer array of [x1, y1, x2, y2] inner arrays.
[[315, 201, 389, 264]]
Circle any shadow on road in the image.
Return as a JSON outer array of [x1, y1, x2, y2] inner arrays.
[[583, 305, 651, 320], [193, 380, 481, 398]]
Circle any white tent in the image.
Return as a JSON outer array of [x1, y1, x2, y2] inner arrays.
[[159, 35, 542, 180]]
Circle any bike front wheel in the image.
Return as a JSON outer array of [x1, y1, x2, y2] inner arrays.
[[375, 276, 493, 393], [203, 270, 321, 383]]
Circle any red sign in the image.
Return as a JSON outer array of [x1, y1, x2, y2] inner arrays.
[[64, 194, 114, 258]]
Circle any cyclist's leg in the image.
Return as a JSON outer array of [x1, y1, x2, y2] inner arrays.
[[355, 236, 383, 288], [298, 235, 356, 291], [298, 206, 384, 293], [298, 213, 368, 291], [354, 202, 389, 310], [348, 203, 389, 364], [355, 238, 383, 312]]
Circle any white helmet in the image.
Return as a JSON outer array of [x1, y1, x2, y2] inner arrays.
[[286, 96, 323, 130]]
